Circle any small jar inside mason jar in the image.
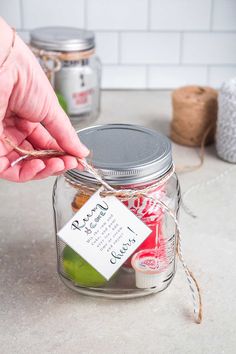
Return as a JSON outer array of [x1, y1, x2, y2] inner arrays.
[[30, 27, 101, 129], [53, 124, 180, 299]]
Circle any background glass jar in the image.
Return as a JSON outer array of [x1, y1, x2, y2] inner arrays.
[[53, 124, 181, 298], [30, 27, 101, 129]]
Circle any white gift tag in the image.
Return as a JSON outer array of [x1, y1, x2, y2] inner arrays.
[[58, 188, 152, 280]]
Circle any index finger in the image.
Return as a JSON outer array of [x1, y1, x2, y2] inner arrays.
[[42, 101, 89, 158]]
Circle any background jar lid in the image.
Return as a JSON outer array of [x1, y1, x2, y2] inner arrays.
[[30, 27, 95, 52], [66, 124, 173, 186]]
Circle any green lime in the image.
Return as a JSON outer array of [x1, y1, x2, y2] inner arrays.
[[56, 92, 68, 113], [63, 246, 107, 287]]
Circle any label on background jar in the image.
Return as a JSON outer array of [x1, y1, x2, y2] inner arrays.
[[54, 66, 96, 115], [58, 188, 151, 280]]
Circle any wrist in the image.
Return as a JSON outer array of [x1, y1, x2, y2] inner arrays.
[[0, 17, 15, 67]]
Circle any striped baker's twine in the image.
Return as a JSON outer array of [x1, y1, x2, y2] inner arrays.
[[5, 137, 202, 323]]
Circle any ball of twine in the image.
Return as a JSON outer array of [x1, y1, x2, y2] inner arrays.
[[216, 77, 236, 163], [171, 86, 218, 147]]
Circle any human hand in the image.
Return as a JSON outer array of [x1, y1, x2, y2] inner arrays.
[[0, 19, 89, 182]]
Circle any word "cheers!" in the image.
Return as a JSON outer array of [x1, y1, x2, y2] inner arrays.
[[110, 237, 136, 264]]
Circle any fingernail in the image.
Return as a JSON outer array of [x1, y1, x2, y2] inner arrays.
[[70, 159, 78, 169], [76, 164, 84, 171], [80, 143, 90, 157], [37, 160, 46, 170]]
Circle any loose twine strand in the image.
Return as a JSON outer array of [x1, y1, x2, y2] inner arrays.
[[175, 122, 215, 174], [4, 137, 202, 324]]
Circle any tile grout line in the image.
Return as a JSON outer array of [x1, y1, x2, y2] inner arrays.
[[118, 32, 122, 64], [206, 65, 210, 85], [209, 0, 215, 31], [18, 28, 236, 34], [179, 32, 184, 65], [101, 63, 236, 68], [146, 65, 149, 89], [147, 0, 151, 31], [84, 0, 88, 29]]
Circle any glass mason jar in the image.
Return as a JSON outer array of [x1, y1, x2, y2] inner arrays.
[[53, 124, 180, 299], [30, 27, 101, 129]]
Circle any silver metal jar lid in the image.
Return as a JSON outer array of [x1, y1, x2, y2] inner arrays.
[[30, 27, 95, 52], [66, 124, 172, 186]]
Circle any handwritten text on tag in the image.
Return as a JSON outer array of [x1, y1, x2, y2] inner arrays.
[[58, 188, 151, 280]]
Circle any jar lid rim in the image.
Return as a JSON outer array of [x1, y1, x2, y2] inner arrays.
[[30, 27, 95, 52], [65, 124, 173, 186]]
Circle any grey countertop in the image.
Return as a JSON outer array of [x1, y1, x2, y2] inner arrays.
[[1, 91, 236, 354]]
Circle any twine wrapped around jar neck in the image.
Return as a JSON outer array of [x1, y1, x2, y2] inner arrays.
[[66, 165, 176, 200], [29, 45, 95, 79], [4, 136, 202, 324]]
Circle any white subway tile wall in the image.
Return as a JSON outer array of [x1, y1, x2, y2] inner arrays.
[[212, 0, 236, 31], [22, 0, 85, 28], [183, 33, 236, 64], [121, 33, 180, 64], [95, 32, 119, 64], [209, 66, 236, 87], [103, 66, 147, 89], [87, 0, 148, 30], [0, 0, 21, 28], [150, 0, 212, 30], [1, 0, 235, 89], [148, 66, 208, 88]]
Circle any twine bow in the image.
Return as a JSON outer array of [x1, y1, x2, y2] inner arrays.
[[4, 137, 202, 324]]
